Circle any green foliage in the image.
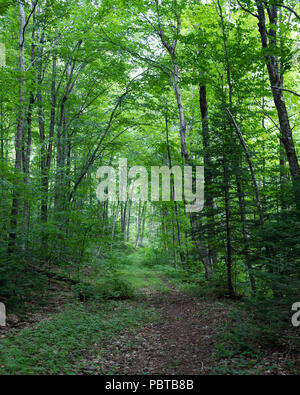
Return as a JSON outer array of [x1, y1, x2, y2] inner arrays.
[[138, 247, 172, 267], [74, 276, 136, 301], [0, 0, 299, 375], [93, 249, 170, 295], [0, 300, 157, 375], [0, 247, 48, 311]]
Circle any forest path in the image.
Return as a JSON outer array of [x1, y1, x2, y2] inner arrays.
[[0, 250, 295, 375], [96, 275, 227, 375]]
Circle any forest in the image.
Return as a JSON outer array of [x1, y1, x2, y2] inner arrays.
[[0, 0, 299, 376]]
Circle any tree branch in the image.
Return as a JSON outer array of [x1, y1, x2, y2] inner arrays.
[[275, 2, 300, 21], [68, 77, 138, 202], [225, 108, 264, 225], [236, 0, 258, 18], [271, 86, 300, 98], [20, 0, 39, 47]]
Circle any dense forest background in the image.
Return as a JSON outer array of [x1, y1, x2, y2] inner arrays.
[[0, 0, 299, 375]]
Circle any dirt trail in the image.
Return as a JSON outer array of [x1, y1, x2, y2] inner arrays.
[[97, 282, 228, 375]]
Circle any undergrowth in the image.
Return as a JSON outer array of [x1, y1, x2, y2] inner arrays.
[[0, 300, 158, 374]]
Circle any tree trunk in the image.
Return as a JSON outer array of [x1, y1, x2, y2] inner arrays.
[[126, 200, 132, 241], [199, 84, 217, 271], [236, 177, 256, 295], [139, 202, 146, 246], [8, 1, 26, 253], [255, 1, 300, 210], [172, 62, 189, 162], [223, 160, 234, 298], [110, 202, 119, 251], [135, 201, 142, 248]]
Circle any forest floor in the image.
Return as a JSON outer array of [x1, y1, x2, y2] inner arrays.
[[0, 249, 299, 375], [93, 279, 227, 374]]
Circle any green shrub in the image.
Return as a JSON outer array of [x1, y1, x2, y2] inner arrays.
[[74, 276, 135, 301], [100, 276, 136, 299]]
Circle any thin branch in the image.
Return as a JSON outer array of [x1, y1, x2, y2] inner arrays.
[[100, 32, 172, 76], [140, 13, 160, 36], [65, 86, 108, 132], [154, 0, 174, 55], [55, 40, 83, 96], [26, 35, 61, 71], [275, 3, 300, 21], [271, 86, 300, 98], [251, 91, 281, 132], [171, 2, 181, 54], [68, 77, 138, 202], [236, 0, 258, 18], [225, 108, 264, 225]]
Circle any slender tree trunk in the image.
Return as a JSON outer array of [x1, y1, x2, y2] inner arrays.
[[120, 201, 127, 235], [139, 202, 146, 246], [172, 61, 189, 162], [223, 159, 234, 297], [255, 1, 300, 210], [236, 177, 256, 295], [199, 84, 217, 271], [102, 200, 108, 231], [21, 90, 34, 251], [55, 97, 66, 212], [21, 2, 37, 251], [126, 200, 132, 241], [189, 213, 212, 280], [110, 202, 119, 251], [37, 35, 48, 225], [161, 208, 169, 251], [41, 56, 57, 224], [280, 142, 288, 210], [8, 2, 26, 253], [165, 106, 185, 264], [154, 6, 190, 163], [171, 214, 177, 270], [135, 201, 142, 248]]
